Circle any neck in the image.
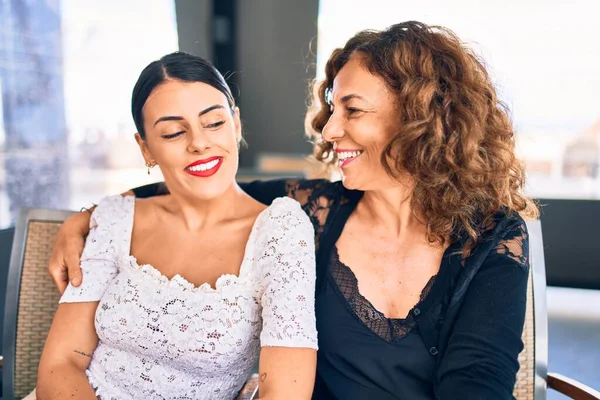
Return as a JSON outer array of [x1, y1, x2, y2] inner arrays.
[[165, 181, 247, 232], [358, 183, 424, 239]]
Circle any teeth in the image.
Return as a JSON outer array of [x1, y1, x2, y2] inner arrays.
[[188, 159, 220, 172], [337, 151, 362, 161]]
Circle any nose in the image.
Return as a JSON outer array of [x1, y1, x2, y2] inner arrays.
[[186, 127, 211, 154], [321, 110, 344, 143]]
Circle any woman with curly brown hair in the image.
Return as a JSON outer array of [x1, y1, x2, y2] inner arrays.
[[49, 21, 536, 399]]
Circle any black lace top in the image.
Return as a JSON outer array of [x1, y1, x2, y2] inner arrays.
[[312, 243, 460, 400], [133, 178, 530, 400], [330, 245, 439, 343]]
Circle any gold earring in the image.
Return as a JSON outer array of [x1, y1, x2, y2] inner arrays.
[[145, 161, 155, 175]]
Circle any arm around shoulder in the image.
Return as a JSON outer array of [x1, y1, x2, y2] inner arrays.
[[49, 188, 139, 293]]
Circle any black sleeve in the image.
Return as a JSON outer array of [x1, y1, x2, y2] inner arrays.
[[131, 182, 168, 198], [130, 179, 289, 202], [239, 179, 290, 205], [132, 177, 329, 208], [437, 217, 529, 399]]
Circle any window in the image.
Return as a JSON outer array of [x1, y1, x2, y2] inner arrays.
[[0, 0, 177, 228], [318, 0, 600, 199]]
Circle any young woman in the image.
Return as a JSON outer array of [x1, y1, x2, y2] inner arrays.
[[37, 52, 317, 400]]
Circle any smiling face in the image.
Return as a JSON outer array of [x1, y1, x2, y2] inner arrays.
[[135, 79, 242, 201], [321, 54, 401, 191]]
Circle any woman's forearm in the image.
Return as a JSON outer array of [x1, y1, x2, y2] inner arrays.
[[37, 363, 97, 400]]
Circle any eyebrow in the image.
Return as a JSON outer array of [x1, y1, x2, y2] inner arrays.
[[340, 94, 367, 103], [199, 104, 225, 116], [153, 104, 226, 126]]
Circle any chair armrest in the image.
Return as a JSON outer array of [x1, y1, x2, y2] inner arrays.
[[548, 372, 600, 400], [235, 373, 259, 400]]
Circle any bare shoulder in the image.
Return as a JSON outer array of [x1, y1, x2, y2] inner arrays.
[[235, 191, 268, 221], [132, 195, 171, 223]]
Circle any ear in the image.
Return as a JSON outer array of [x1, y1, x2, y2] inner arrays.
[[233, 106, 242, 143], [134, 133, 155, 165]]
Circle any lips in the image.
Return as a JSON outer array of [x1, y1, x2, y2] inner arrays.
[[335, 149, 363, 168], [185, 156, 223, 178]]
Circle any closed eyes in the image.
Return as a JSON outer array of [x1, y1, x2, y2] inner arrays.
[[161, 120, 226, 140], [162, 131, 184, 140], [328, 107, 364, 116], [206, 120, 225, 129]]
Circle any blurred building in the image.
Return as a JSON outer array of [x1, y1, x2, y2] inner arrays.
[[563, 120, 600, 179], [0, 0, 69, 222]]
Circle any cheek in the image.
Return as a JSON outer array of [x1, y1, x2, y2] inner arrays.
[[353, 122, 389, 151], [152, 144, 184, 168], [214, 127, 239, 153], [368, 119, 396, 150]]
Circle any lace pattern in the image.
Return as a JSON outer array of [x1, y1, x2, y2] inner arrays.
[[494, 217, 529, 267], [60, 195, 318, 399], [285, 179, 348, 251], [329, 246, 437, 343]]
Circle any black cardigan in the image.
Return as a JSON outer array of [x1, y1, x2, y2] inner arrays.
[[133, 178, 529, 400]]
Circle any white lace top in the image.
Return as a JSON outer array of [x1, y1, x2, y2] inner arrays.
[[60, 195, 318, 400]]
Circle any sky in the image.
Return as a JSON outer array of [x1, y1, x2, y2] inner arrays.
[[317, 0, 600, 135]]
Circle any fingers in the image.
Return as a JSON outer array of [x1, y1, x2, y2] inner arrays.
[[53, 269, 69, 295], [66, 239, 84, 287], [48, 211, 91, 293], [49, 223, 86, 293], [49, 238, 69, 294]]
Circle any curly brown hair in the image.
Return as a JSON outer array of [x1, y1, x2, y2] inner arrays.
[[307, 21, 538, 248]]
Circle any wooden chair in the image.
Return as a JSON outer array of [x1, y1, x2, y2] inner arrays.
[[0, 208, 258, 399], [513, 220, 600, 399]]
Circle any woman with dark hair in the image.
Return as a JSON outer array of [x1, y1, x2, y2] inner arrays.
[[36, 52, 318, 400], [50, 21, 537, 399]]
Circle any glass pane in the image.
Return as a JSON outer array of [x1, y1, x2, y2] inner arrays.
[[0, 0, 177, 228], [317, 0, 600, 199]]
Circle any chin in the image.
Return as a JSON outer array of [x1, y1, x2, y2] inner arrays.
[[340, 174, 363, 191], [194, 182, 234, 200], [175, 175, 233, 201], [341, 174, 388, 192]]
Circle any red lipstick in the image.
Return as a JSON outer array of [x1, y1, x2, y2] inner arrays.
[[184, 156, 223, 178]]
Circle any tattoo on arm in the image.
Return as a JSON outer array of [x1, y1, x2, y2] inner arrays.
[[260, 373, 267, 383], [73, 350, 92, 358]]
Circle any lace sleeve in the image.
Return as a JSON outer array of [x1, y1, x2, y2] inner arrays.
[[494, 215, 529, 269], [256, 197, 318, 349], [60, 195, 134, 303]]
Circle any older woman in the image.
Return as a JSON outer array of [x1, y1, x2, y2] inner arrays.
[[50, 21, 537, 399]]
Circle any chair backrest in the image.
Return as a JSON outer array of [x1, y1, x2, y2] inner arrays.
[[513, 220, 549, 400], [0, 227, 16, 356], [2, 208, 75, 399], [235, 373, 259, 400]]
